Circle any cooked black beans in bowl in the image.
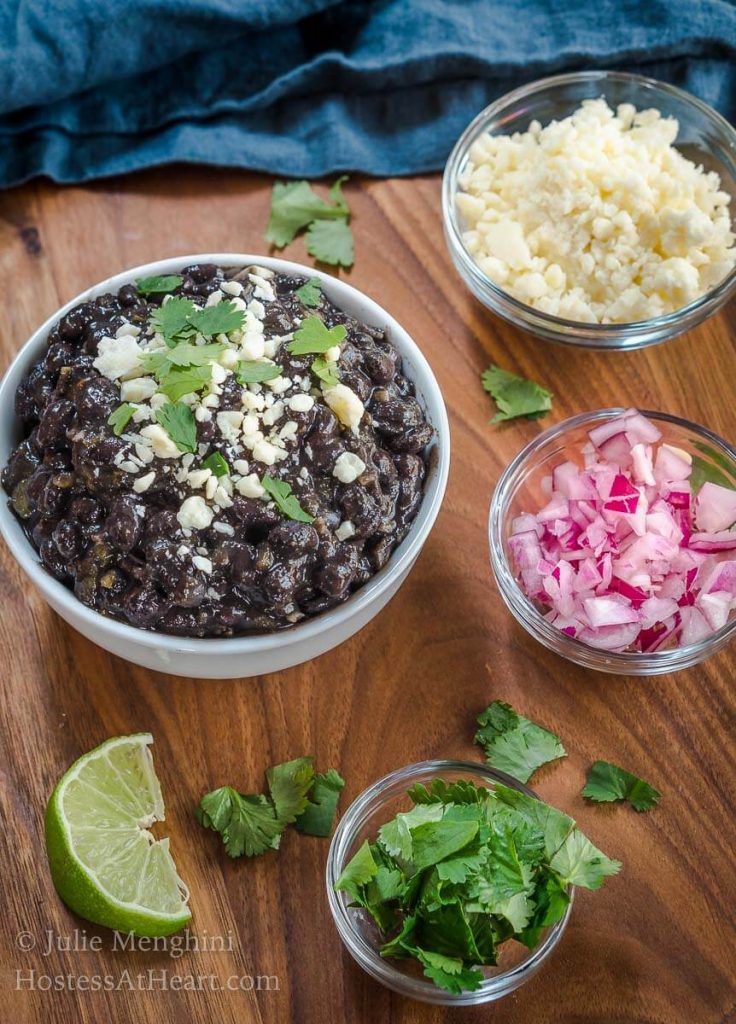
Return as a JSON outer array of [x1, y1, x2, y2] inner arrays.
[[2, 264, 433, 637]]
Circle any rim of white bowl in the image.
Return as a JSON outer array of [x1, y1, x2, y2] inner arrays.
[[0, 254, 450, 656]]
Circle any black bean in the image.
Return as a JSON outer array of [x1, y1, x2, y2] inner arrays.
[[269, 522, 319, 557], [53, 520, 86, 560], [36, 399, 76, 449], [105, 497, 143, 553], [123, 584, 169, 627]]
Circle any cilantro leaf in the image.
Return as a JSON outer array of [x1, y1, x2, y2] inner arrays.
[[295, 769, 345, 837], [151, 297, 197, 345], [583, 760, 661, 812], [266, 180, 349, 248], [157, 364, 212, 402], [154, 402, 198, 453], [295, 278, 323, 307], [165, 342, 225, 367], [311, 355, 339, 387], [266, 757, 315, 826], [493, 783, 621, 890], [335, 840, 379, 902], [378, 804, 444, 861], [288, 317, 347, 355], [201, 452, 229, 478], [261, 474, 314, 523], [306, 218, 354, 267], [415, 950, 484, 994], [196, 787, 282, 858], [188, 301, 245, 338], [481, 365, 553, 423], [107, 403, 135, 436], [690, 442, 736, 492], [549, 828, 622, 890], [236, 361, 283, 385], [475, 701, 566, 783], [135, 274, 183, 295], [410, 819, 479, 874]]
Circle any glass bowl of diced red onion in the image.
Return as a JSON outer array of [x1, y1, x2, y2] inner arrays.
[[489, 409, 736, 674]]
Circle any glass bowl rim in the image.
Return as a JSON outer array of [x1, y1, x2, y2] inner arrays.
[[488, 407, 736, 670], [442, 69, 736, 335], [325, 758, 574, 1005]]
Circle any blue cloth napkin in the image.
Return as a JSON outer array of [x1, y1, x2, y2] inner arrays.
[[1, 0, 734, 186]]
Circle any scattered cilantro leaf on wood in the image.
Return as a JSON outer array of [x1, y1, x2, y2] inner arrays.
[[196, 787, 282, 858], [266, 179, 349, 247], [311, 354, 340, 387], [288, 316, 347, 355], [481, 365, 553, 422], [197, 756, 343, 859], [107, 403, 135, 436], [201, 452, 229, 478], [151, 297, 197, 345], [135, 274, 183, 295], [295, 769, 346, 837], [266, 178, 354, 266], [262, 474, 314, 523], [475, 701, 566, 783], [236, 361, 283, 384], [335, 778, 619, 994], [266, 757, 315, 825], [583, 761, 661, 812], [188, 301, 245, 338], [295, 278, 323, 307], [306, 219, 354, 267], [157, 364, 212, 402], [154, 402, 198, 453]]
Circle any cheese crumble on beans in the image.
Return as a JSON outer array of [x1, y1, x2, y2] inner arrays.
[[2, 263, 432, 636]]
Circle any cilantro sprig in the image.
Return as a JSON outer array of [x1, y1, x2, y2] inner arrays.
[[335, 779, 620, 994], [107, 403, 135, 436], [475, 701, 566, 783], [266, 177, 354, 267], [288, 317, 347, 355], [135, 274, 183, 295], [295, 278, 322, 307], [150, 297, 244, 347], [310, 355, 340, 387], [201, 452, 229, 478], [481, 365, 553, 423], [583, 761, 661, 812], [196, 757, 344, 857], [236, 361, 283, 385], [155, 402, 197, 454], [262, 474, 314, 523]]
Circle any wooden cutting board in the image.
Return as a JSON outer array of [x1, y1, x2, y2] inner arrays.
[[0, 171, 734, 1024]]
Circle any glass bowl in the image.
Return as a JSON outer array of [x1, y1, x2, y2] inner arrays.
[[325, 759, 573, 1006], [489, 409, 736, 674], [442, 71, 736, 350]]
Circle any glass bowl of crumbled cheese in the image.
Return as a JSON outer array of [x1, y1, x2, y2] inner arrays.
[[443, 71, 736, 349]]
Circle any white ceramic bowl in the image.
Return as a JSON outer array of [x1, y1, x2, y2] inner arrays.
[[0, 254, 450, 678]]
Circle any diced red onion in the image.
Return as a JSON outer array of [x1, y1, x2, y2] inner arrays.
[[508, 410, 736, 653]]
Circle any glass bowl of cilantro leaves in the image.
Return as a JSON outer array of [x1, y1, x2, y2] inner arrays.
[[326, 759, 619, 1005]]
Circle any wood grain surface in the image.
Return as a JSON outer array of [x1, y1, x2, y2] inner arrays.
[[0, 171, 734, 1024]]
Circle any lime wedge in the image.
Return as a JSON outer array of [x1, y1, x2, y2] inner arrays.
[[45, 734, 191, 936]]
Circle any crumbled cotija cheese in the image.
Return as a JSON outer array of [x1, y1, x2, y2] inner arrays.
[[457, 99, 735, 323]]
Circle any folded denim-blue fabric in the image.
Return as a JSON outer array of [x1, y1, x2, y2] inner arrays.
[[1, 0, 734, 185]]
